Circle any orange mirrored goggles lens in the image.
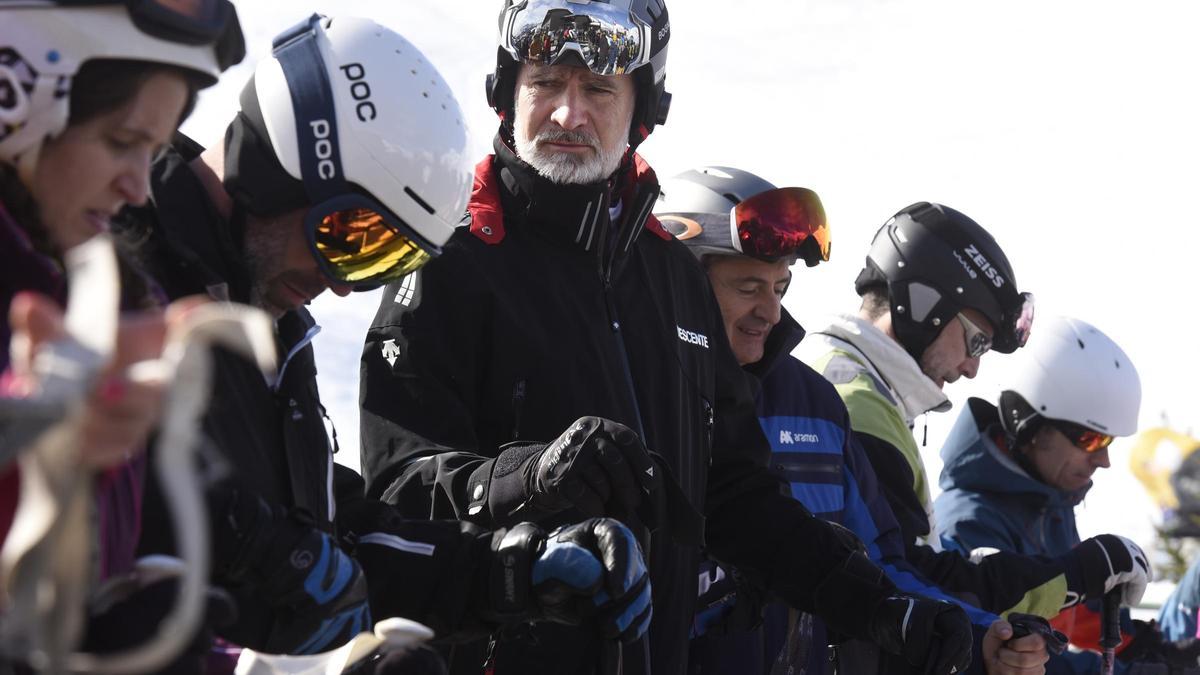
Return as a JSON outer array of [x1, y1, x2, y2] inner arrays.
[[732, 187, 830, 263], [1051, 420, 1114, 453], [313, 208, 431, 284]]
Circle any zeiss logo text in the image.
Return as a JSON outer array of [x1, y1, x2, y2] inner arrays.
[[963, 244, 1006, 288], [677, 326, 709, 348]]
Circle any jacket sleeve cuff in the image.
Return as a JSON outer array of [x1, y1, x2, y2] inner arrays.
[[467, 442, 546, 526], [811, 551, 896, 641]]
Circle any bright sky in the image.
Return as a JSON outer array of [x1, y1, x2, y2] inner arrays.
[[181, 0, 1200, 554]]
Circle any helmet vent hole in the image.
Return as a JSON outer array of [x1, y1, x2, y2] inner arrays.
[[404, 186, 436, 215], [722, 192, 740, 206], [411, 69, 417, 75], [1077, 338, 1086, 349], [422, 92, 429, 98]]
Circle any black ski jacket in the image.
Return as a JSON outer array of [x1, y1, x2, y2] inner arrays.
[[360, 140, 896, 675], [126, 138, 517, 651]]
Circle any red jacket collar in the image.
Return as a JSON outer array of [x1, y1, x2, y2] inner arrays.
[[468, 152, 671, 245]]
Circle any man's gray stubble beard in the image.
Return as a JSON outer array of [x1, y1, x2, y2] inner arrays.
[[514, 123, 630, 185]]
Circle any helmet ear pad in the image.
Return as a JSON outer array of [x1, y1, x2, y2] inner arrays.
[[222, 75, 307, 218], [998, 390, 1044, 450]]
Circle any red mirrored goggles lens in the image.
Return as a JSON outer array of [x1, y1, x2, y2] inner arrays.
[[732, 187, 830, 264], [1051, 420, 1114, 453]]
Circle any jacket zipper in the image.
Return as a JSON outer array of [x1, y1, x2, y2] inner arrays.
[[511, 379, 526, 441]]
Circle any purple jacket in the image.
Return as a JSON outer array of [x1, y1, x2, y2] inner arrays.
[[0, 198, 146, 579]]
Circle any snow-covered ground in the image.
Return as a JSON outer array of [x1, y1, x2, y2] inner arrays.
[[181, 1, 1200, 596]]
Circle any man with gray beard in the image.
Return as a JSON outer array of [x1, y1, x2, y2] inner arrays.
[[360, 2, 977, 674]]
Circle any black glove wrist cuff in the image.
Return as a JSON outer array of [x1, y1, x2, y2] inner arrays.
[[489, 522, 544, 618], [812, 551, 896, 642]]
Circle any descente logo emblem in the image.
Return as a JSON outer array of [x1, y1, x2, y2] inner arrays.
[[677, 326, 709, 348]]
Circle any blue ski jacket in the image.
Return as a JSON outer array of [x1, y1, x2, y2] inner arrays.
[[690, 310, 997, 674]]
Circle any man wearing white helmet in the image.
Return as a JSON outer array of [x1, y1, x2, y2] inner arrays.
[[123, 14, 652, 665], [360, 2, 998, 674], [935, 317, 1198, 673]]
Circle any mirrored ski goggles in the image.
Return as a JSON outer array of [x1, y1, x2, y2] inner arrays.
[[1010, 292, 1036, 349], [500, 0, 652, 76], [1049, 419, 1114, 453], [305, 194, 438, 288], [956, 312, 993, 359], [733, 187, 830, 264], [64, 0, 245, 69]]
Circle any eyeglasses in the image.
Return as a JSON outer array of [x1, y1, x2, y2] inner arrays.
[[500, 0, 653, 76], [305, 194, 434, 287], [956, 312, 993, 358], [1049, 419, 1115, 453]]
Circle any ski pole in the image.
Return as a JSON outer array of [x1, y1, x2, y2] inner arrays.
[[599, 640, 623, 675], [1100, 586, 1123, 675]]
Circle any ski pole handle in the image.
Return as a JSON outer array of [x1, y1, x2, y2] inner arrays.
[[1100, 585, 1122, 675], [1101, 586, 1122, 650]]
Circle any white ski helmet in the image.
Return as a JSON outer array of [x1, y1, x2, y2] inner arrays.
[[0, 0, 245, 182], [223, 14, 473, 288], [999, 315, 1141, 444]]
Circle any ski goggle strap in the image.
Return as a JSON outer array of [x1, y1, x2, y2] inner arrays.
[[500, 0, 652, 76], [273, 15, 438, 288], [732, 187, 830, 264], [58, 0, 245, 68], [1050, 419, 1115, 453]]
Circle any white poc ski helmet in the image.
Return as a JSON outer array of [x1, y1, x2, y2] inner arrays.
[[223, 15, 474, 287], [1000, 315, 1141, 441], [0, 0, 245, 182]]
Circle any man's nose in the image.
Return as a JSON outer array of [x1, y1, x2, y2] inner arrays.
[[961, 355, 982, 379], [329, 282, 354, 298], [549, 86, 589, 131], [756, 294, 783, 327]]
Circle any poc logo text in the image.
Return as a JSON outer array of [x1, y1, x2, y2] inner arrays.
[[309, 119, 336, 180], [339, 62, 376, 122]]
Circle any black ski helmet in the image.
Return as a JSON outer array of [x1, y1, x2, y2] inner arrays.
[[855, 202, 1034, 362], [485, 0, 671, 151]]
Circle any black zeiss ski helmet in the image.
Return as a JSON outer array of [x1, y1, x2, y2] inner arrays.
[[485, 0, 671, 151], [855, 202, 1034, 362]]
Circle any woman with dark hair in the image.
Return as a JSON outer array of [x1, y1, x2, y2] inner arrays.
[[0, 0, 243, 608]]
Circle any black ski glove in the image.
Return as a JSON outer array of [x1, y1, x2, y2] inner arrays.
[[1061, 534, 1150, 609], [491, 416, 660, 521], [1120, 620, 1200, 672], [867, 595, 973, 675], [209, 486, 371, 654], [485, 518, 652, 644]]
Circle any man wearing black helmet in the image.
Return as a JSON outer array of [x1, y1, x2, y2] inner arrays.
[[659, 168, 1061, 675], [796, 204, 1149, 640], [361, 3, 980, 674]]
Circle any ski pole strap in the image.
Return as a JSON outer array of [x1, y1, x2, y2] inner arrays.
[[1008, 613, 1069, 656]]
